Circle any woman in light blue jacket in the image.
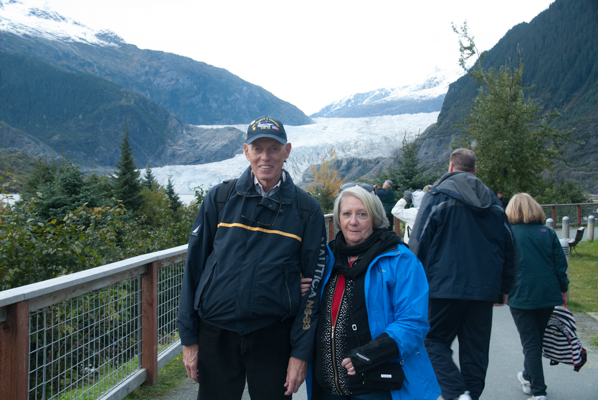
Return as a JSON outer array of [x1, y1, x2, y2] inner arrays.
[[306, 183, 440, 400]]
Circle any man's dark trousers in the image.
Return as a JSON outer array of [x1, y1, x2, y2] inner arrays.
[[197, 319, 293, 400], [425, 299, 493, 400]]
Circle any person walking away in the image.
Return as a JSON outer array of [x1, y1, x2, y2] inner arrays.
[[177, 116, 327, 400], [497, 191, 509, 209], [505, 193, 569, 400], [390, 188, 426, 244], [374, 180, 396, 231], [409, 148, 516, 400], [307, 183, 440, 400]]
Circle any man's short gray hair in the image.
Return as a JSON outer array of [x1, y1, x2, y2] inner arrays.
[[333, 186, 389, 231], [384, 180, 393, 189], [450, 148, 476, 173]]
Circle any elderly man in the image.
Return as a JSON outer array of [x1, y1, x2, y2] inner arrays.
[[409, 148, 515, 400], [177, 116, 326, 400]]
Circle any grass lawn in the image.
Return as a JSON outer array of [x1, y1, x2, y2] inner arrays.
[[124, 354, 188, 399], [566, 239, 598, 312]]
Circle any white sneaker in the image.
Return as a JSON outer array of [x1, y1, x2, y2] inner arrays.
[[458, 391, 472, 400], [527, 396, 547, 400], [518, 370, 532, 395]]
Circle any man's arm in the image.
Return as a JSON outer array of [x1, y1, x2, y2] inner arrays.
[[177, 187, 220, 346], [499, 213, 516, 296], [286, 197, 326, 391]]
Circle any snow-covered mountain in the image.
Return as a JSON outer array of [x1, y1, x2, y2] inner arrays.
[[311, 68, 464, 118], [0, 0, 311, 126], [0, 0, 123, 46], [149, 113, 439, 196]]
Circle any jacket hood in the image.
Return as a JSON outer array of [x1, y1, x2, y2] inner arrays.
[[433, 172, 493, 209], [412, 190, 425, 209]]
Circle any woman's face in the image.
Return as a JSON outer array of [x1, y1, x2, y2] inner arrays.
[[339, 195, 374, 247]]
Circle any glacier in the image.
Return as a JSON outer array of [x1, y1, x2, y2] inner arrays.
[[149, 113, 439, 197]]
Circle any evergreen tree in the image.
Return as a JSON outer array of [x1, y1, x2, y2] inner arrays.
[[113, 122, 143, 213], [165, 175, 183, 212], [306, 148, 344, 214], [142, 161, 158, 190], [452, 22, 579, 198], [376, 134, 440, 197]]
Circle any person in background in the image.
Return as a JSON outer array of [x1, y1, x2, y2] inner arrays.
[[374, 180, 396, 231], [390, 187, 428, 244], [409, 148, 516, 400], [177, 116, 326, 400], [307, 182, 441, 400], [497, 191, 509, 209], [505, 193, 569, 400]]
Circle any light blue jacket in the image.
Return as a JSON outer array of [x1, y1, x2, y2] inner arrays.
[[307, 242, 441, 400]]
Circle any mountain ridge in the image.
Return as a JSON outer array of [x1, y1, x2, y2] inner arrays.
[[0, 0, 312, 126]]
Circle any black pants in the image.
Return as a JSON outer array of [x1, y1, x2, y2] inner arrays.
[[197, 319, 293, 400], [509, 306, 554, 397], [425, 299, 493, 400]]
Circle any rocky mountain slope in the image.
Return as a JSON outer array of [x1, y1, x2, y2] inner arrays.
[[417, 0, 598, 193], [0, 0, 312, 126]]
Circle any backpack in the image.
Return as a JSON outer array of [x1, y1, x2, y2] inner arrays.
[[215, 179, 311, 231], [542, 305, 587, 371]]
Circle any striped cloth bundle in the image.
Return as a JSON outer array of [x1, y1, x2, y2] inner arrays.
[[542, 305, 587, 372]]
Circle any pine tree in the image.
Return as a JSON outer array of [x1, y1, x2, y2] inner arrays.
[[377, 134, 439, 197], [142, 161, 158, 190], [165, 175, 183, 212], [113, 122, 143, 212], [452, 22, 579, 197], [306, 148, 344, 214]]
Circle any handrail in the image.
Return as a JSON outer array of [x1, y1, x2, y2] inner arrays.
[[0, 245, 188, 400]]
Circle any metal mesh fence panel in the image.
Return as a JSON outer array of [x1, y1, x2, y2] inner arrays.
[[28, 277, 142, 400], [157, 261, 184, 354]]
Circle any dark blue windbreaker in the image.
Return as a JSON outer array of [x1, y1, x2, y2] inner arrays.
[[408, 172, 515, 302], [177, 167, 327, 361]]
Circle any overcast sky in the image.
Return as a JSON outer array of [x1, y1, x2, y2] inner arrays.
[[45, 0, 554, 115]]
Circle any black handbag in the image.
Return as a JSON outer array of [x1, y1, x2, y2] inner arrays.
[[362, 362, 405, 391]]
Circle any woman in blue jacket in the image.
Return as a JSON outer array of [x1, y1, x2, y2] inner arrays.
[[506, 193, 569, 400], [307, 183, 440, 400]]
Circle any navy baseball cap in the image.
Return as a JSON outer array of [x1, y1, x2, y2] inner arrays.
[[246, 117, 287, 145]]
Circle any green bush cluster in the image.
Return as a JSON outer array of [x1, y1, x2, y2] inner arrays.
[[0, 136, 197, 290]]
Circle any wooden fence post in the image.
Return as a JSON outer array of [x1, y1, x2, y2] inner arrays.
[[0, 301, 29, 400], [141, 262, 159, 386]]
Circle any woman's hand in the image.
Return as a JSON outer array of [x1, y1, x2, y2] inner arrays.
[[300, 277, 312, 297], [341, 357, 357, 376]]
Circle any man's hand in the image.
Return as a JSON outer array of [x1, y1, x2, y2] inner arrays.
[[183, 344, 199, 383], [284, 356, 307, 395], [403, 190, 412, 203], [300, 277, 312, 297], [494, 293, 509, 306]]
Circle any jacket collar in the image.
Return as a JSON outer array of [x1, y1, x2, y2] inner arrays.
[[236, 166, 296, 204]]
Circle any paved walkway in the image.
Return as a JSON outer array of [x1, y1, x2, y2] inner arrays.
[[161, 307, 598, 400]]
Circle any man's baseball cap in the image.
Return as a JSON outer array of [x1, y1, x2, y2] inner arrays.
[[246, 117, 287, 145]]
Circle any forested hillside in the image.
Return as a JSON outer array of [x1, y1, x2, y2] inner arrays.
[[0, 51, 245, 170], [419, 0, 598, 192]]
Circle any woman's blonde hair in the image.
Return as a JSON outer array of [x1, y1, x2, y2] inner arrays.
[[505, 193, 546, 224], [333, 186, 389, 231]]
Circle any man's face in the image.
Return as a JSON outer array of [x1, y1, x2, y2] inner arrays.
[[244, 138, 291, 192], [497, 193, 503, 199]]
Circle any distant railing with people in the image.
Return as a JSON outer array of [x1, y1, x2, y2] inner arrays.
[[0, 205, 593, 400]]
